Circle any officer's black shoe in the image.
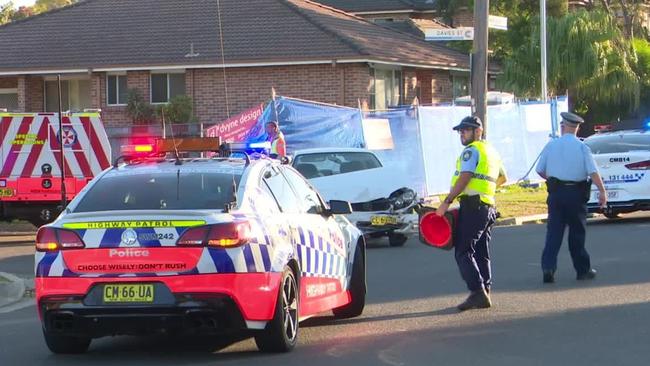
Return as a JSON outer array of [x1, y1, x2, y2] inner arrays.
[[577, 268, 597, 281], [543, 271, 555, 284], [457, 289, 491, 312]]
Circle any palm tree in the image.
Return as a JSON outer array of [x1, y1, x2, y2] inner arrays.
[[499, 10, 639, 120]]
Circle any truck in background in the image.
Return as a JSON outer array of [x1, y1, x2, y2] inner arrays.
[[0, 112, 111, 226]]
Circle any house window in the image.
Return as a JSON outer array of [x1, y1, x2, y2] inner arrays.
[[107, 74, 128, 105], [452, 74, 470, 99], [369, 67, 403, 110], [150, 72, 185, 103], [0, 88, 18, 111], [44, 79, 91, 112]]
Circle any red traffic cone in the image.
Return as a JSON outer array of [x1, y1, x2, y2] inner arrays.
[[419, 208, 458, 250]]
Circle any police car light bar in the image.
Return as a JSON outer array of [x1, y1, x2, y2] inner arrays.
[[156, 137, 222, 153]]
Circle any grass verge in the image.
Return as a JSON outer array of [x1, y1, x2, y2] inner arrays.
[[496, 183, 547, 218]]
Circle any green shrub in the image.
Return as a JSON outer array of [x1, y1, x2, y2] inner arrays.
[[157, 95, 194, 123], [125, 89, 156, 125]]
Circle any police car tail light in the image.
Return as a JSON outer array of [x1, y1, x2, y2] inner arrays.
[[625, 160, 650, 170], [176, 226, 210, 247], [176, 221, 251, 248], [36, 227, 85, 252], [206, 221, 251, 248]]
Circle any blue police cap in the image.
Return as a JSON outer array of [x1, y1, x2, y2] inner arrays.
[[560, 112, 584, 125], [452, 116, 483, 130]]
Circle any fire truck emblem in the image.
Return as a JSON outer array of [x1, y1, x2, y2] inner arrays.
[[57, 126, 77, 147]]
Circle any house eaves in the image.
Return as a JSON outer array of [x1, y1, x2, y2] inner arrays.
[[0, 0, 468, 75]]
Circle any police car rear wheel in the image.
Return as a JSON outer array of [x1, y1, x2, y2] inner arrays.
[[255, 267, 298, 352], [388, 233, 408, 247], [332, 243, 366, 319], [43, 329, 91, 354]]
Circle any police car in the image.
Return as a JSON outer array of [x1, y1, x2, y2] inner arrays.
[[584, 129, 650, 218], [35, 138, 366, 354]]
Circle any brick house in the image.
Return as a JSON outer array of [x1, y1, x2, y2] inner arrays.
[[0, 0, 472, 129]]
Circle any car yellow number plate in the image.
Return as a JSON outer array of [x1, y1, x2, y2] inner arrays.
[[103, 284, 154, 303], [370, 215, 398, 226], [0, 188, 14, 197]]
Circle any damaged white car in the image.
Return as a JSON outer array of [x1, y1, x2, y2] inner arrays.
[[292, 148, 419, 246]]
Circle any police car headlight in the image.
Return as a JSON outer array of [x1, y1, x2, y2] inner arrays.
[[389, 188, 416, 210]]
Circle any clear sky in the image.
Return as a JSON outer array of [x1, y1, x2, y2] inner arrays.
[[1, 0, 36, 9]]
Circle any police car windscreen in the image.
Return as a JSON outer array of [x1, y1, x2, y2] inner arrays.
[[585, 134, 650, 154], [73, 171, 242, 212]]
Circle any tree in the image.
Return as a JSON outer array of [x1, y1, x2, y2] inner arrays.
[[499, 10, 639, 122], [33, 0, 76, 13], [1, 2, 14, 25]]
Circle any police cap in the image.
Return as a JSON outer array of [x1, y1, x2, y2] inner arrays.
[[560, 112, 584, 125], [452, 116, 483, 131]]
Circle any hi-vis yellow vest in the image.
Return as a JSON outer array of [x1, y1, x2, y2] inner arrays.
[[271, 132, 285, 155], [451, 140, 502, 205]]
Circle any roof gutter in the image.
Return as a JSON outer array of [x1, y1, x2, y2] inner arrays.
[[0, 58, 470, 75]]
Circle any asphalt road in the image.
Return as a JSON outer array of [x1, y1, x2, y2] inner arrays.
[[1, 214, 650, 365]]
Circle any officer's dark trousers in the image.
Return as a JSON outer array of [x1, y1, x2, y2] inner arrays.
[[455, 197, 497, 292], [542, 185, 591, 274]]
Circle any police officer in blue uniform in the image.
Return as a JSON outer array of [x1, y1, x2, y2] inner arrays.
[[536, 112, 607, 283], [437, 116, 507, 311]]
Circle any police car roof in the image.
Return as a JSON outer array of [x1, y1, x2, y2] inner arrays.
[[586, 129, 649, 140], [108, 157, 268, 176], [293, 147, 374, 155]]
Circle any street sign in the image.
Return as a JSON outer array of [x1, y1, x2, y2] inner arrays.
[[424, 27, 474, 41], [488, 15, 508, 30]]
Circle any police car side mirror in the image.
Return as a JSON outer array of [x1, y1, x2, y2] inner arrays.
[[327, 200, 352, 215]]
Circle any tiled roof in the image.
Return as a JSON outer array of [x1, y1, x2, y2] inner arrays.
[[313, 0, 437, 13], [0, 0, 468, 74]]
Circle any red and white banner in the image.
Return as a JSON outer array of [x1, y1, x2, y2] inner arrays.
[[205, 104, 264, 143]]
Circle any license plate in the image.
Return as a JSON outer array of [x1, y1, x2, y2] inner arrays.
[[596, 191, 618, 199], [0, 188, 14, 197], [103, 284, 154, 303], [370, 215, 398, 226]]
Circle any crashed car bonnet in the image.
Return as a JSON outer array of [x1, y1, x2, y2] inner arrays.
[[292, 148, 419, 247]]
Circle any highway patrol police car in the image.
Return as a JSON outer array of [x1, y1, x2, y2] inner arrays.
[[585, 129, 650, 218], [35, 139, 365, 354]]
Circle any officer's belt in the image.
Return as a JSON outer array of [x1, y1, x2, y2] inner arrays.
[[549, 177, 587, 186], [453, 171, 497, 183]]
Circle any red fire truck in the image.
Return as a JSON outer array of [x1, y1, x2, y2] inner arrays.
[[0, 112, 111, 226]]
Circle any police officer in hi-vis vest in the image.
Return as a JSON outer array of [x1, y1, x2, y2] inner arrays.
[[535, 112, 607, 284], [265, 121, 286, 158], [437, 116, 507, 311]]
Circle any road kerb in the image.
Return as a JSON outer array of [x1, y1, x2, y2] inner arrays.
[[0, 272, 26, 308]]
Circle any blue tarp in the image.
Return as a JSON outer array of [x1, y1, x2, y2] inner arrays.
[[254, 97, 365, 154], [249, 95, 567, 197]]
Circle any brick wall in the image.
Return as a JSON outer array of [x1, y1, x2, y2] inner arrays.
[[191, 63, 371, 125], [25, 76, 43, 112], [0, 77, 17, 89], [99, 71, 151, 127]]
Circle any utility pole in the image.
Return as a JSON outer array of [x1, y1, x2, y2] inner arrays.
[[540, 0, 548, 103], [471, 0, 489, 137]]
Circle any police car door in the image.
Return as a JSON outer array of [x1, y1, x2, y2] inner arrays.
[[280, 167, 348, 305]]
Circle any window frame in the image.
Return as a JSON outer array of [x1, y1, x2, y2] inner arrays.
[[106, 73, 128, 106], [43, 75, 92, 112], [280, 166, 326, 215], [0, 88, 18, 111], [369, 65, 403, 110], [149, 71, 186, 104]]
